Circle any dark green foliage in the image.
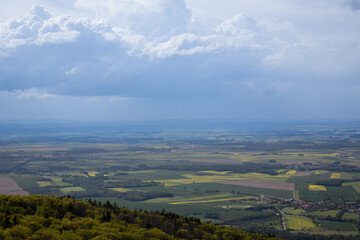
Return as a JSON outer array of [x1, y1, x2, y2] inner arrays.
[[0, 195, 278, 240], [204, 213, 221, 219], [223, 212, 276, 225]]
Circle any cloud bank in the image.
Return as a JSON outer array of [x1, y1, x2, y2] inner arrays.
[[0, 0, 359, 120], [0, 4, 302, 97]]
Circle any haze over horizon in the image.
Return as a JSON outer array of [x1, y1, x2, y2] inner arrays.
[[1, 0, 359, 122]]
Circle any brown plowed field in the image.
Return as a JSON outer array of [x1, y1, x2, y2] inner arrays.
[[0, 178, 29, 196], [219, 179, 295, 191]]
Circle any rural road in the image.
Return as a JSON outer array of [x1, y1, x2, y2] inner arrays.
[[278, 208, 287, 231]]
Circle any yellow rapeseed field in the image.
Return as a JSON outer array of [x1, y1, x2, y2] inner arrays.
[[198, 171, 232, 175], [109, 188, 131, 192], [309, 184, 327, 191], [330, 173, 341, 179], [286, 170, 297, 175], [88, 171, 99, 177]]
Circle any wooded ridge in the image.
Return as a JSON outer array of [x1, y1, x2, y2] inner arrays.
[[0, 195, 278, 240]]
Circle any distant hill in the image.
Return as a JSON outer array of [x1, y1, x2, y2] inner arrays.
[[0, 195, 278, 240]]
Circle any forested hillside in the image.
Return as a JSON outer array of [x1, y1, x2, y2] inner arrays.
[[0, 195, 278, 240]]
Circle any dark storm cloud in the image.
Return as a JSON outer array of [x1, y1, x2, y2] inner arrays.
[[345, 0, 360, 10]]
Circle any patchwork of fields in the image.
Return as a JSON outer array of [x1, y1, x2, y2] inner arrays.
[[0, 125, 360, 237], [153, 171, 296, 187]]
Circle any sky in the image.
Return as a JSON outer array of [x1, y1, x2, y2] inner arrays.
[[0, 0, 359, 122]]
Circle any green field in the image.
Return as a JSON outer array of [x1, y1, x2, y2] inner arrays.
[[49, 177, 72, 187], [285, 215, 319, 231], [290, 174, 360, 202], [36, 181, 52, 187], [309, 210, 340, 218], [177, 182, 293, 199], [155, 171, 294, 186], [109, 188, 132, 192], [308, 184, 327, 191], [342, 213, 360, 221], [11, 175, 41, 189], [281, 207, 304, 215], [319, 220, 356, 231], [59, 187, 86, 194], [343, 181, 360, 193], [1, 123, 360, 237]]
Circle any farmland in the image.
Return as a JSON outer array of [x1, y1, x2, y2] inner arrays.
[[219, 179, 295, 191], [59, 186, 86, 194], [319, 220, 356, 231], [0, 122, 360, 239], [343, 181, 360, 193], [309, 184, 327, 191], [0, 178, 29, 196], [285, 215, 318, 231]]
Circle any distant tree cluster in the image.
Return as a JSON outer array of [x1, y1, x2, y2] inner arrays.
[[0, 195, 279, 240]]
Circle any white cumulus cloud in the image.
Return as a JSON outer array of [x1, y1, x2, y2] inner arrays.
[[16, 88, 57, 100], [0, 2, 358, 103]]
